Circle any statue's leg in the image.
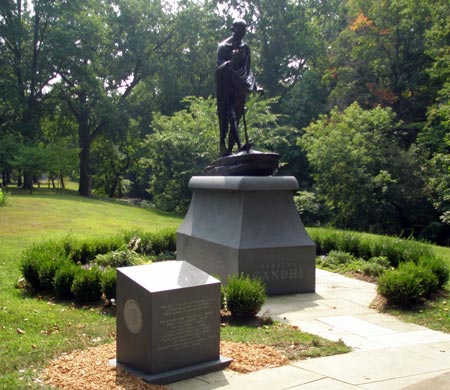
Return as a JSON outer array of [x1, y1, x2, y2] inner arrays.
[[220, 139, 227, 156], [228, 107, 242, 154]]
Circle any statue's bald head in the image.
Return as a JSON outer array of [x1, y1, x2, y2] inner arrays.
[[232, 19, 247, 30], [231, 19, 247, 41]]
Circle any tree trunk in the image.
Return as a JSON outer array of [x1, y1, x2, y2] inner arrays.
[[23, 172, 33, 193], [60, 171, 65, 189], [78, 111, 92, 197], [78, 145, 92, 197]]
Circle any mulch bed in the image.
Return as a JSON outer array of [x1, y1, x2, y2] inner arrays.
[[39, 340, 289, 389]]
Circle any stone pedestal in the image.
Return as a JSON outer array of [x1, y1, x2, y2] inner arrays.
[[115, 261, 231, 384], [176, 176, 316, 295]]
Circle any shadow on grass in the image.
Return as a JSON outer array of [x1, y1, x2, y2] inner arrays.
[[220, 311, 274, 327]]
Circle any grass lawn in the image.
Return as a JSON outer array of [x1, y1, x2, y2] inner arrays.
[[0, 188, 182, 389], [0, 188, 350, 389], [2, 187, 449, 389]]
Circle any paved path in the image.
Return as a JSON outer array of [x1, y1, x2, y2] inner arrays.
[[167, 269, 450, 390]]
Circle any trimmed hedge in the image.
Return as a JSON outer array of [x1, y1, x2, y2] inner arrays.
[[308, 228, 434, 267], [20, 228, 177, 303], [101, 267, 117, 301], [53, 262, 78, 299], [71, 268, 102, 302]]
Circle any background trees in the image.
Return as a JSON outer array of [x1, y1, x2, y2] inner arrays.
[[1, 0, 450, 244]]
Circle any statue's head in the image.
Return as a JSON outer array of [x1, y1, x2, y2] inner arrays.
[[231, 19, 247, 40]]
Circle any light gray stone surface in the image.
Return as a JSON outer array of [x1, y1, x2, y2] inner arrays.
[[163, 269, 450, 390], [177, 176, 316, 294], [116, 261, 230, 384]]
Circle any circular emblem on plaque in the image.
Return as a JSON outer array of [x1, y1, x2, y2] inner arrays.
[[123, 299, 143, 334]]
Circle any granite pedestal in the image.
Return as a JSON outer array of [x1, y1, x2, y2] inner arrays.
[[115, 261, 231, 384], [176, 176, 316, 295]]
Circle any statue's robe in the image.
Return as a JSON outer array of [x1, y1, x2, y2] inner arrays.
[[216, 37, 256, 153]]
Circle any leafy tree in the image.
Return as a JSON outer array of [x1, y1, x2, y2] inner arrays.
[[139, 95, 284, 213], [139, 96, 217, 213], [0, 134, 18, 186], [153, 1, 223, 115], [426, 146, 450, 244], [0, 0, 67, 189], [50, 0, 175, 196], [418, 1, 450, 155], [327, 0, 437, 145], [300, 103, 433, 235]]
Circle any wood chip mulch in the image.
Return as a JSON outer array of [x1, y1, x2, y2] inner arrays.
[[221, 340, 289, 373], [38, 341, 289, 389]]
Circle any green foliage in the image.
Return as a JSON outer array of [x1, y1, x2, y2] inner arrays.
[[328, 0, 434, 125], [361, 262, 386, 277], [140, 96, 217, 212], [37, 258, 60, 291], [20, 256, 42, 291], [140, 95, 285, 213], [421, 257, 450, 288], [62, 236, 124, 264], [301, 103, 431, 235], [0, 188, 8, 206], [123, 229, 176, 256], [20, 242, 69, 291], [53, 263, 78, 299], [71, 268, 103, 303], [309, 228, 434, 267], [19, 229, 176, 302], [326, 250, 356, 266], [368, 256, 391, 268], [93, 250, 138, 268], [101, 268, 117, 301], [224, 274, 267, 319], [378, 262, 439, 306], [294, 191, 328, 226]]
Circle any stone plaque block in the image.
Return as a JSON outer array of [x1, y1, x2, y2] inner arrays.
[[116, 261, 231, 384], [177, 176, 316, 294]]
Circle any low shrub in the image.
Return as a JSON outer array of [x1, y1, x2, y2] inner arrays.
[[20, 241, 68, 291], [420, 257, 450, 288], [326, 250, 355, 266], [310, 229, 339, 255], [225, 274, 267, 318], [37, 258, 60, 291], [20, 255, 41, 291], [368, 256, 391, 268], [122, 229, 177, 257], [101, 268, 117, 301], [71, 268, 102, 303], [309, 228, 436, 268], [53, 263, 78, 299], [63, 236, 124, 264], [94, 249, 137, 268], [377, 262, 438, 306], [362, 262, 386, 277], [335, 232, 361, 255]]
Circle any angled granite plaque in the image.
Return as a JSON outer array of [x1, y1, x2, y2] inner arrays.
[[115, 261, 231, 384]]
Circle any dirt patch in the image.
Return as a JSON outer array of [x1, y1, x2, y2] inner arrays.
[[39, 341, 289, 389]]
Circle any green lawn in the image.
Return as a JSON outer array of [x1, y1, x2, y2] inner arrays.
[[2, 188, 450, 389], [0, 189, 182, 389]]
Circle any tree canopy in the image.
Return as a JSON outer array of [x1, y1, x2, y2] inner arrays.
[[1, 0, 450, 244]]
